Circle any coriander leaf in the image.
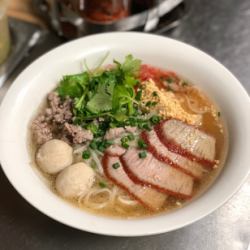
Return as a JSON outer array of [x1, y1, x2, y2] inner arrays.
[[121, 54, 141, 76], [86, 82, 115, 114], [86, 93, 111, 114], [112, 85, 125, 111], [57, 72, 89, 98], [74, 94, 85, 111], [124, 75, 138, 87], [86, 123, 99, 135], [57, 79, 82, 98], [112, 85, 131, 110], [113, 112, 128, 122]]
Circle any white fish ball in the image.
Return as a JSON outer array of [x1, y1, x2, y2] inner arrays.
[[36, 139, 73, 174], [55, 162, 95, 199]]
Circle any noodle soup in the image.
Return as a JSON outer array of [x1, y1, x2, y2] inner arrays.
[[29, 55, 227, 218]]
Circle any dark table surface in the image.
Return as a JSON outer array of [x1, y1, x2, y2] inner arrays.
[[1, 0, 250, 249]]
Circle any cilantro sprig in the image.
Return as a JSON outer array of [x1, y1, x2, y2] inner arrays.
[[57, 54, 141, 125]]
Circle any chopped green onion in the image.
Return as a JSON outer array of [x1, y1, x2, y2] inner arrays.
[[127, 133, 135, 141], [138, 151, 147, 159], [112, 162, 120, 169], [97, 143, 106, 152], [121, 136, 129, 144], [121, 141, 129, 149], [89, 140, 97, 150], [166, 77, 174, 83], [99, 181, 107, 188], [82, 150, 91, 159], [167, 86, 173, 92], [127, 117, 136, 126], [104, 140, 113, 147], [135, 89, 142, 101], [138, 120, 150, 130], [182, 81, 189, 86], [150, 115, 161, 124], [138, 138, 147, 149], [86, 123, 99, 135], [142, 123, 151, 131], [90, 139, 112, 152], [152, 91, 158, 97], [146, 101, 157, 107], [137, 122, 144, 129]]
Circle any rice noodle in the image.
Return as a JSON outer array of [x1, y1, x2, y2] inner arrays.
[[117, 194, 139, 206], [83, 187, 112, 209], [73, 144, 88, 154], [90, 149, 104, 175], [78, 182, 139, 211], [95, 150, 104, 157], [110, 186, 118, 205], [185, 95, 210, 114], [95, 172, 105, 181]]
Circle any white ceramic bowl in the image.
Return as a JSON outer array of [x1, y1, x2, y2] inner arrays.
[[0, 32, 250, 236]]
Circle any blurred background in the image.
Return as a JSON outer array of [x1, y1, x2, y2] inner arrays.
[[0, 0, 250, 250], [0, 0, 187, 88]]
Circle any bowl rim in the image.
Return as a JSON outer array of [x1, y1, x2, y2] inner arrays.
[[0, 32, 250, 237]]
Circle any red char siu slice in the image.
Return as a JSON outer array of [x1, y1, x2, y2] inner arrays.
[[155, 119, 216, 167], [102, 154, 167, 211], [141, 130, 205, 179], [121, 148, 194, 198]]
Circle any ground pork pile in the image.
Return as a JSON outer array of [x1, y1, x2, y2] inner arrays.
[[31, 92, 93, 145]]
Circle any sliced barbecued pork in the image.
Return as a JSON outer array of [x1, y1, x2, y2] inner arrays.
[[105, 144, 126, 156], [102, 154, 166, 211], [141, 130, 205, 179], [104, 126, 137, 140], [121, 148, 193, 198], [155, 119, 216, 167]]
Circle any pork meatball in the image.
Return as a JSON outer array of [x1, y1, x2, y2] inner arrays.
[[36, 139, 73, 174], [55, 162, 95, 199]]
